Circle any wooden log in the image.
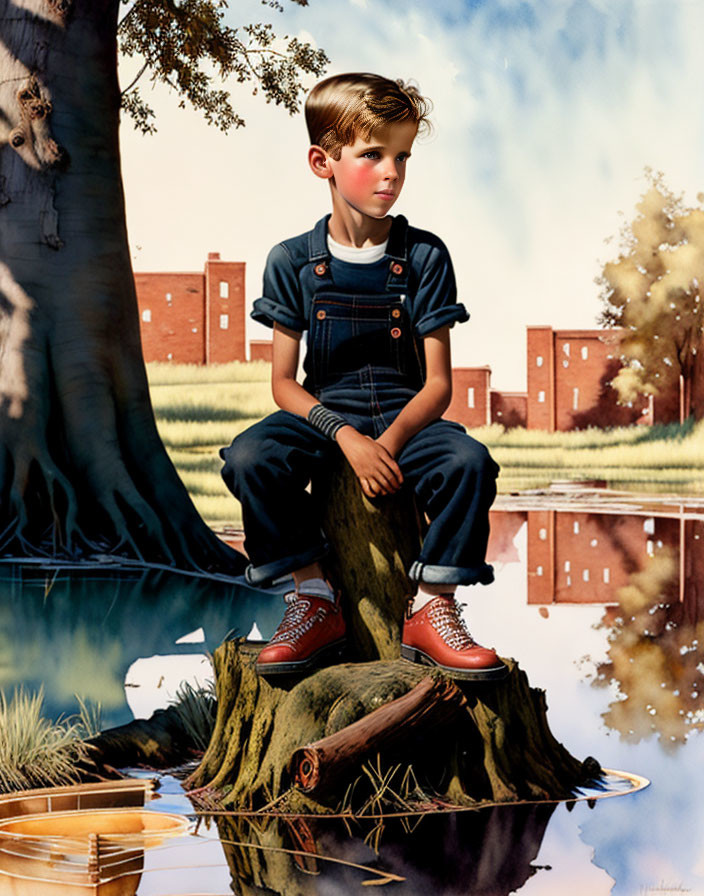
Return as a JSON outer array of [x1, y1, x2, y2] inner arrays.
[[289, 676, 466, 795]]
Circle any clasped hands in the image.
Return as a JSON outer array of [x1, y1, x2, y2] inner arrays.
[[335, 425, 403, 499]]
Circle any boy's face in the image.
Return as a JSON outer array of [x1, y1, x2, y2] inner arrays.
[[324, 121, 417, 219]]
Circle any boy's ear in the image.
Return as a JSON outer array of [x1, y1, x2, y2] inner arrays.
[[308, 145, 334, 180]]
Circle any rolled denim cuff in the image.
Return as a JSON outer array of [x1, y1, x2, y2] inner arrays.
[[307, 403, 348, 440], [251, 297, 306, 333], [408, 560, 495, 586], [245, 541, 330, 588], [414, 304, 470, 338]]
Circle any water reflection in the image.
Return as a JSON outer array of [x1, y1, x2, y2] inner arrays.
[[0, 566, 284, 727], [487, 506, 704, 750], [215, 804, 557, 895], [0, 499, 702, 894]]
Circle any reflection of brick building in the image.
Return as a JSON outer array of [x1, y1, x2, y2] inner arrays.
[[135, 253, 246, 363], [526, 510, 680, 605], [486, 507, 704, 612]]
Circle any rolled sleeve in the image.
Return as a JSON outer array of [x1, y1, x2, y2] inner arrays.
[[250, 243, 306, 332], [412, 240, 470, 338]]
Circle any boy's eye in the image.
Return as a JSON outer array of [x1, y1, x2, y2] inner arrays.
[[362, 150, 380, 159]]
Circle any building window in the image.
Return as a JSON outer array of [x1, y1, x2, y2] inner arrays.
[[581, 345, 588, 360], [583, 569, 590, 582], [539, 527, 547, 541], [141, 309, 151, 322], [564, 560, 571, 572], [165, 292, 172, 304], [573, 387, 579, 410], [536, 355, 544, 367], [219, 281, 229, 299], [573, 521, 580, 534], [167, 352, 173, 360], [603, 568, 610, 583], [536, 566, 543, 576], [220, 314, 229, 330], [538, 390, 545, 403], [563, 342, 570, 357], [467, 387, 475, 408]]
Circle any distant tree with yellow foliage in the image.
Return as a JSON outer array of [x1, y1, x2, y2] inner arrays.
[[599, 170, 704, 422]]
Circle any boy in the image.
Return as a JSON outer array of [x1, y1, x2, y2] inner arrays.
[[221, 73, 505, 680]]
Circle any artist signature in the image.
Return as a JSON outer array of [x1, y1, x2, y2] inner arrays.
[[640, 883, 693, 895]]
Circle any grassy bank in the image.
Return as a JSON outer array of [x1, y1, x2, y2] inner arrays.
[[471, 417, 704, 494], [148, 362, 704, 525]]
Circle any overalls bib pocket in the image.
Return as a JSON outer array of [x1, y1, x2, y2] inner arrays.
[[309, 291, 418, 388]]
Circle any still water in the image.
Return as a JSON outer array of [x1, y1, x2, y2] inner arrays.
[[0, 493, 702, 895]]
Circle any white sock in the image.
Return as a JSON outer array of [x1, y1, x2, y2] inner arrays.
[[411, 585, 456, 613], [296, 577, 336, 602]]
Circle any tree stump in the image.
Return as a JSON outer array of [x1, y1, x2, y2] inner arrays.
[[184, 641, 598, 811], [94, 458, 597, 813]]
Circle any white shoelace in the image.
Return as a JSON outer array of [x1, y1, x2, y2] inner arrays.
[[427, 599, 477, 651], [268, 593, 329, 645]]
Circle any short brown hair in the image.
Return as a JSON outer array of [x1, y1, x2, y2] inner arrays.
[[305, 73, 432, 160]]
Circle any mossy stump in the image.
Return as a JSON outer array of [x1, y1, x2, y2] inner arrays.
[[184, 642, 598, 810], [95, 460, 600, 809]]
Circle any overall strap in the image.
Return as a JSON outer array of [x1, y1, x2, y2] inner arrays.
[[385, 214, 410, 292], [307, 214, 334, 290], [307, 213, 410, 292]]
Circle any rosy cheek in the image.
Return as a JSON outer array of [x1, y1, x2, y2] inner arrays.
[[349, 166, 376, 189]]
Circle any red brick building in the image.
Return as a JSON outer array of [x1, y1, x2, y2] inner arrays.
[[526, 326, 680, 430], [249, 340, 273, 362], [446, 367, 493, 427], [135, 253, 246, 363], [446, 369, 529, 429], [133, 258, 696, 430]]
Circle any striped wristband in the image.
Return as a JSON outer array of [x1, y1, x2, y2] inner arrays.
[[308, 403, 348, 440]]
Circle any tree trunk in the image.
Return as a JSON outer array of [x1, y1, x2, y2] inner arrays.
[[316, 458, 422, 659], [0, 1, 242, 571]]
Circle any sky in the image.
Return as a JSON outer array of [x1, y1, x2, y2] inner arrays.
[[119, 0, 704, 391]]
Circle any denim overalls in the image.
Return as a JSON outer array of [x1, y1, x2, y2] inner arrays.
[[221, 216, 499, 588]]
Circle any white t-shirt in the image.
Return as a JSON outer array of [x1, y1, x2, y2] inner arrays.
[[327, 234, 388, 264]]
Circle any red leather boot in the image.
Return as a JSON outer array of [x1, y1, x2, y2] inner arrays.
[[255, 591, 346, 676], [401, 595, 508, 680]]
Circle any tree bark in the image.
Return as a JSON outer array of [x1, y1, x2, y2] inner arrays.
[[316, 457, 422, 660], [0, 1, 243, 572]]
